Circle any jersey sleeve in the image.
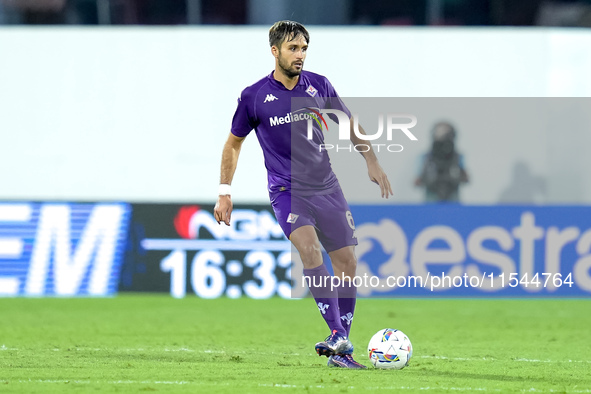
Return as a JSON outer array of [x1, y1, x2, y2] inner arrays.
[[230, 89, 258, 138], [324, 78, 351, 119]]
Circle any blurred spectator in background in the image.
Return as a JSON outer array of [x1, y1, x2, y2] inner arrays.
[[415, 121, 469, 203], [498, 161, 546, 203], [1, 0, 67, 24], [536, 0, 591, 27], [1, 0, 590, 26]]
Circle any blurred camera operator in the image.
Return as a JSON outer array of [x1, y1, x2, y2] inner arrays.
[[415, 121, 469, 202]]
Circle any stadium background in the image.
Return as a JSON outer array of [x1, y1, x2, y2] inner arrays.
[[1, 1, 591, 391]]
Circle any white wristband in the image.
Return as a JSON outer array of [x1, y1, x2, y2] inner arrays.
[[218, 184, 231, 196]]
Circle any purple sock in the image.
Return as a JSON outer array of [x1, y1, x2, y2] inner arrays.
[[303, 264, 347, 337], [336, 281, 357, 337]]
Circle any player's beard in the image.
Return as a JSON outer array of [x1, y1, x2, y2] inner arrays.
[[278, 52, 303, 78]]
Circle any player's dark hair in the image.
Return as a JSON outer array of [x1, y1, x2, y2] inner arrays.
[[269, 20, 309, 48]]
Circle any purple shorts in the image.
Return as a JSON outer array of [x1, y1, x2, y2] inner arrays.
[[270, 188, 358, 253]]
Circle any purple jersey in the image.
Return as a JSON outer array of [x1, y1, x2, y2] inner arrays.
[[231, 70, 351, 196]]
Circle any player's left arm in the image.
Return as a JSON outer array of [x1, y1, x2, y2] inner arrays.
[[349, 117, 393, 198]]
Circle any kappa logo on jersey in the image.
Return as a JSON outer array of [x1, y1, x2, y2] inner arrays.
[[264, 94, 278, 103], [341, 312, 354, 326], [306, 85, 318, 97], [286, 213, 299, 224], [317, 302, 330, 315]]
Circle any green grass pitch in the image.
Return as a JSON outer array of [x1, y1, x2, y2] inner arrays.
[[1, 295, 590, 393]]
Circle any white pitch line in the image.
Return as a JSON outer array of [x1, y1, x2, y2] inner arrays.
[[420, 355, 496, 361], [1, 346, 308, 356], [201, 349, 304, 356], [420, 355, 591, 364], [164, 347, 194, 352], [359, 387, 496, 392], [110, 380, 190, 385], [260, 384, 328, 389], [0, 380, 191, 385], [259, 384, 591, 393], [9, 380, 91, 384], [524, 390, 591, 393], [1, 380, 590, 392], [513, 358, 591, 364], [260, 384, 483, 392], [3, 346, 590, 365]]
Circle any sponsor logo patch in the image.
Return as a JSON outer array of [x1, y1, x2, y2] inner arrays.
[[306, 85, 318, 97]]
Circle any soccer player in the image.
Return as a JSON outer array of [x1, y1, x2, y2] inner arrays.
[[214, 20, 392, 369]]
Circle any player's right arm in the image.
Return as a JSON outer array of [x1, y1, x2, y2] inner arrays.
[[214, 133, 246, 226], [215, 85, 257, 225]]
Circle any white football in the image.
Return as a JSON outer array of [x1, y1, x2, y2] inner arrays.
[[367, 328, 413, 369]]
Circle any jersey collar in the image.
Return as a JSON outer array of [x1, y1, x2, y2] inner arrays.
[[267, 70, 307, 91]]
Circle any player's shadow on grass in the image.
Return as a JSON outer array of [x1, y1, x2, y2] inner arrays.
[[411, 369, 582, 385]]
